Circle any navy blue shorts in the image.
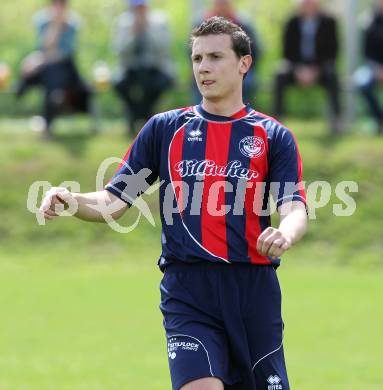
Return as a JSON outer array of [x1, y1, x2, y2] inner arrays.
[[160, 261, 290, 390]]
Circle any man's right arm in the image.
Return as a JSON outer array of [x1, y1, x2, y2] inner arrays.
[[40, 187, 128, 222]]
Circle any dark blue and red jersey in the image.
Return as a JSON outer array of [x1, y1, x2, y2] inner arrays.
[[105, 104, 306, 268]]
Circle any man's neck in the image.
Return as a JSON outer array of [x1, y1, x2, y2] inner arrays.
[[202, 96, 245, 118]]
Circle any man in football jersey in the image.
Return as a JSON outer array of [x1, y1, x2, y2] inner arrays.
[[40, 17, 307, 390]]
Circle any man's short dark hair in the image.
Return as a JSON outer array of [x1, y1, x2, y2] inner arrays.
[[190, 16, 251, 58]]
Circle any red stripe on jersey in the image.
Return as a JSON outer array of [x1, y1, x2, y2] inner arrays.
[[230, 105, 250, 120], [201, 122, 232, 260], [296, 149, 306, 201], [108, 136, 138, 184], [292, 137, 306, 202], [115, 144, 133, 173], [169, 127, 185, 213], [245, 125, 271, 264]]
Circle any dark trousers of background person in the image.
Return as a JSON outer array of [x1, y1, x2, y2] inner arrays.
[[355, 65, 383, 134], [114, 66, 173, 136], [16, 58, 92, 134], [274, 62, 341, 134]]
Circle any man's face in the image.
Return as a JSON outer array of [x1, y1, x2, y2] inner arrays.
[[299, 0, 320, 17], [377, 0, 383, 13], [191, 34, 249, 101], [52, 0, 67, 20], [132, 4, 147, 17]]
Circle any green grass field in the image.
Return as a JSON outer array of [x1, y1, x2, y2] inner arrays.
[[0, 261, 382, 389], [0, 117, 382, 389]]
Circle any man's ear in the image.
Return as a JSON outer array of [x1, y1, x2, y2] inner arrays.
[[240, 55, 252, 76]]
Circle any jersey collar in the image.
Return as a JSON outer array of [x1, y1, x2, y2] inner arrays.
[[195, 103, 253, 122]]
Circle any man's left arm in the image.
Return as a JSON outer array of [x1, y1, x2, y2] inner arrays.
[[256, 201, 307, 259]]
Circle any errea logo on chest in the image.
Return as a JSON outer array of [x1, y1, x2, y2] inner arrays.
[[187, 129, 203, 142]]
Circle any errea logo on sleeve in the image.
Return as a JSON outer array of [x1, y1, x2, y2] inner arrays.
[[267, 375, 282, 389]]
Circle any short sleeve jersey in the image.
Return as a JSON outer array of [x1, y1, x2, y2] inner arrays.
[[105, 104, 306, 268]]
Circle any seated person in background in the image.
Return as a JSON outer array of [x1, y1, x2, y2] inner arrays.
[[354, 0, 383, 135], [274, 0, 341, 134], [112, 0, 174, 136], [16, 0, 92, 138], [192, 0, 260, 104]]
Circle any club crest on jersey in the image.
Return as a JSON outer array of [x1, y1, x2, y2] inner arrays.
[[187, 129, 203, 142], [239, 136, 265, 158]]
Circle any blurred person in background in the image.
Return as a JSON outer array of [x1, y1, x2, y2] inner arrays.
[[273, 0, 341, 134], [192, 0, 261, 104], [354, 0, 383, 135], [112, 0, 175, 136], [16, 0, 92, 139], [0, 62, 11, 90]]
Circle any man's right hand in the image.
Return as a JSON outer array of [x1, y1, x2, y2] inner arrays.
[[39, 187, 77, 221]]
